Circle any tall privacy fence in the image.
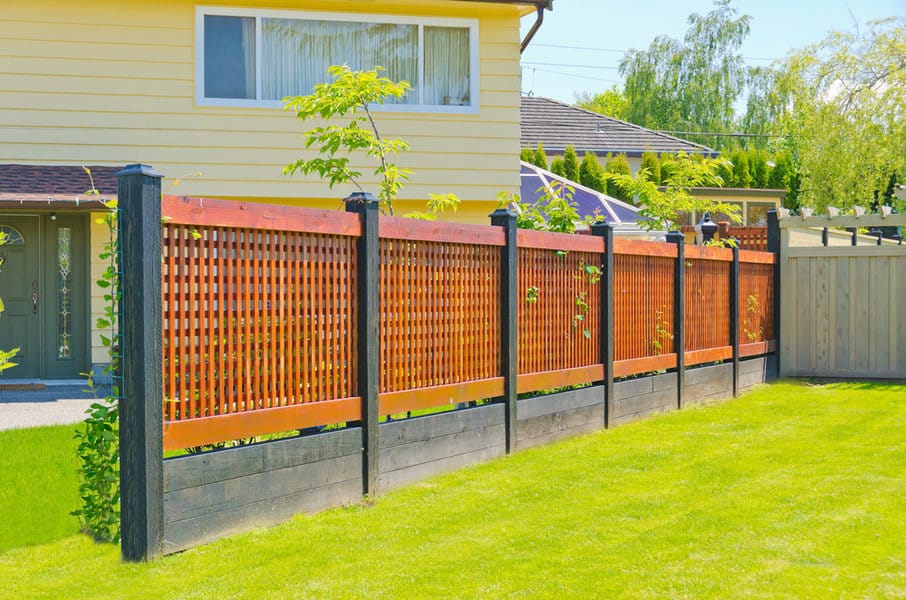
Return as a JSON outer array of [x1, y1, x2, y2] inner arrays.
[[770, 210, 906, 379], [114, 166, 777, 560]]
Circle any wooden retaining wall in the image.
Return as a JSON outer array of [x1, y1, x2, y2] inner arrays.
[[160, 356, 776, 553]]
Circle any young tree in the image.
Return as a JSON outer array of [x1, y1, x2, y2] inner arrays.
[[284, 65, 413, 215], [579, 153, 606, 192], [550, 157, 565, 177], [606, 152, 742, 231], [520, 147, 536, 164]]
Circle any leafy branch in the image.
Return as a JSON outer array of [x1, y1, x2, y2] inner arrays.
[[283, 65, 413, 215]]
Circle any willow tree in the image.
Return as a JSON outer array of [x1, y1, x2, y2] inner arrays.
[[619, 0, 751, 149], [776, 17, 906, 211]]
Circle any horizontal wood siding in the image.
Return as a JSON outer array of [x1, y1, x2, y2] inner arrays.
[[1, 0, 522, 213]]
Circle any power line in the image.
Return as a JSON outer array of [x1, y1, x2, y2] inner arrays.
[[522, 66, 620, 84], [530, 43, 780, 63], [655, 130, 784, 138], [523, 61, 620, 71]]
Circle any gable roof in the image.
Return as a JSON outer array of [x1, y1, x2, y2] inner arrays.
[[521, 96, 717, 158], [0, 164, 117, 208]]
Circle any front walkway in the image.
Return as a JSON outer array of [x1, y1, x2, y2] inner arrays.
[[0, 380, 110, 431]]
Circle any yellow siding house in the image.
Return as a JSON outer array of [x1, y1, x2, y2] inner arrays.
[[0, 0, 550, 380]]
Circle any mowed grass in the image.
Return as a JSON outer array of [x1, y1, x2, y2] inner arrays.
[[0, 424, 81, 552], [2, 380, 905, 598]]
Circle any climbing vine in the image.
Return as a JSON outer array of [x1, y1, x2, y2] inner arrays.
[[72, 169, 121, 542]]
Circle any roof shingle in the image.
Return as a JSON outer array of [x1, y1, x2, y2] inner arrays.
[[521, 96, 716, 157]]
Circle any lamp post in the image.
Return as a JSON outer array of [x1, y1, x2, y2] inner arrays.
[[694, 212, 719, 245]]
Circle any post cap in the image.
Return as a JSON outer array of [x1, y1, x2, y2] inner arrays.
[[114, 164, 164, 179], [344, 192, 379, 213], [665, 230, 685, 244]]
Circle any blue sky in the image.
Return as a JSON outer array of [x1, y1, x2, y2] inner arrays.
[[519, 0, 905, 104]]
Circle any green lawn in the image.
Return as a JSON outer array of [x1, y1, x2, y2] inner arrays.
[[2, 381, 904, 598], [0, 424, 81, 552]]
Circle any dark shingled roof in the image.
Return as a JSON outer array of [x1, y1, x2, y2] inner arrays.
[[0, 164, 119, 195], [521, 96, 717, 158]]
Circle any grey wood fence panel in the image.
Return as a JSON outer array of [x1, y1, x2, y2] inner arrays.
[[781, 235, 906, 378]]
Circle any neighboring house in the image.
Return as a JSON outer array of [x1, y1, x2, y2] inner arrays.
[[520, 96, 783, 227], [519, 161, 652, 236], [678, 187, 786, 227], [0, 0, 550, 381], [520, 96, 718, 171]]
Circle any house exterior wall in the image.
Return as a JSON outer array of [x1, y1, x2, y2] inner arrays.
[[1, 0, 525, 224]]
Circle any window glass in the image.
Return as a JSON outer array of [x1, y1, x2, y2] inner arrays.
[[200, 11, 474, 108], [424, 26, 470, 106], [261, 19, 417, 102], [204, 15, 256, 99], [0, 225, 24, 245], [746, 203, 773, 226]]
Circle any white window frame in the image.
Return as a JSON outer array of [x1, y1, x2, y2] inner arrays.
[[195, 6, 480, 114]]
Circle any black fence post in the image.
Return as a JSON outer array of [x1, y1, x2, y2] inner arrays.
[[116, 164, 164, 562], [766, 210, 782, 375], [346, 192, 380, 496], [730, 246, 740, 396], [666, 231, 685, 409], [490, 208, 518, 453], [591, 221, 614, 428]]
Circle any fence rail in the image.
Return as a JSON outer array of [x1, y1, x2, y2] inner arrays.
[[158, 195, 777, 451]]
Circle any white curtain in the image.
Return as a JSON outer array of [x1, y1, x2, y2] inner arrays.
[[261, 18, 418, 103], [424, 26, 470, 106]]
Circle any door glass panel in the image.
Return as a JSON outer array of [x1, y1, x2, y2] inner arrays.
[[0, 225, 25, 245], [57, 226, 72, 359]]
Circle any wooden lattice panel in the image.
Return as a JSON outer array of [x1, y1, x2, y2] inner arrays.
[[684, 249, 731, 353], [739, 261, 774, 343], [517, 247, 601, 375], [378, 238, 500, 393], [613, 252, 675, 362], [162, 224, 357, 422]]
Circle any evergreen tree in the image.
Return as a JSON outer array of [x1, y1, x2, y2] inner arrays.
[[550, 157, 565, 177], [562, 145, 580, 182], [640, 150, 661, 185], [604, 153, 633, 200], [749, 147, 768, 188], [579, 152, 606, 192], [520, 147, 535, 164], [533, 143, 549, 170], [729, 146, 752, 187]]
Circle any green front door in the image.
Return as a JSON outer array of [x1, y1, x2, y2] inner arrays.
[[0, 216, 41, 378], [0, 213, 89, 379]]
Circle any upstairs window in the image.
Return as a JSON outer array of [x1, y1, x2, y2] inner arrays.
[[197, 8, 478, 112]]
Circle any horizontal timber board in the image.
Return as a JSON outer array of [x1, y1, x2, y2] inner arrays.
[[380, 403, 504, 448], [685, 346, 733, 366], [613, 238, 678, 258], [613, 354, 677, 378], [380, 423, 505, 473], [161, 195, 362, 236], [162, 397, 361, 452], [517, 385, 604, 421], [380, 216, 505, 246], [163, 477, 363, 555], [516, 229, 604, 253], [163, 428, 363, 492], [379, 379, 505, 416], [738, 249, 777, 264], [517, 365, 604, 395]]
